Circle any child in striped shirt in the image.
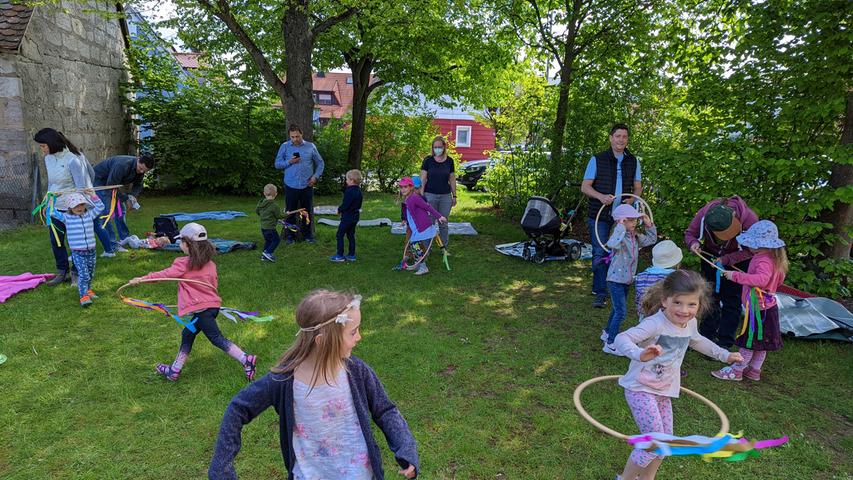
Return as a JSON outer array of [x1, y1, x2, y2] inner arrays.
[[635, 240, 683, 321], [51, 189, 104, 306]]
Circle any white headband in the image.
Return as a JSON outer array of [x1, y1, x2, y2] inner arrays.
[[297, 295, 362, 334]]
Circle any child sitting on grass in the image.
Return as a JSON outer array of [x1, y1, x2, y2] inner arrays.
[[208, 289, 419, 479], [330, 169, 364, 262], [257, 184, 287, 262], [50, 189, 104, 306]]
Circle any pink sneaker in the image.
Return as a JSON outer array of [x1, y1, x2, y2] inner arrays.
[[743, 367, 761, 381], [711, 366, 742, 381], [155, 363, 180, 381], [243, 354, 257, 381]]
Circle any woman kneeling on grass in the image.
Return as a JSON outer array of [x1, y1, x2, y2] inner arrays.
[[208, 289, 419, 480]]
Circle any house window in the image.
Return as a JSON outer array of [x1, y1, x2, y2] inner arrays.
[[346, 76, 353, 84], [455, 125, 472, 148], [317, 93, 334, 105]]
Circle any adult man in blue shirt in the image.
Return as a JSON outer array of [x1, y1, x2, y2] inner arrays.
[[92, 154, 154, 256], [274, 124, 325, 243], [580, 123, 643, 308]]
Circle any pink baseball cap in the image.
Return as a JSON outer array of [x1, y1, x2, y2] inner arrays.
[[398, 177, 414, 187], [613, 204, 642, 220], [176, 222, 208, 241]]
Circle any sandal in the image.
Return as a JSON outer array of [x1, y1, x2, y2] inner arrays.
[[243, 355, 257, 381], [156, 363, 180, 382]]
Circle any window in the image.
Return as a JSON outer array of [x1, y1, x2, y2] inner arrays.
[[346, 76, 353, 84], [317, 93, 334, 105], [455, 126, 472, 148]]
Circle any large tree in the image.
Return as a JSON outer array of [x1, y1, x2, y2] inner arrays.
[[166, 0, 358, 140]]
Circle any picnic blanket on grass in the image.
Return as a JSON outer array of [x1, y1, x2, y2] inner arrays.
[[495, 240, 593, 261], [318, 218, 393, 227], [162, 238, 256, 254], [778, 293, 853, 342], [162, 211, 247, 221], [0, 273, 54, 303], [391, 222, 479, 235]]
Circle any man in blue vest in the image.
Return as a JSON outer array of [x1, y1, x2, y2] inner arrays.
[[580, 123, 643, 308]]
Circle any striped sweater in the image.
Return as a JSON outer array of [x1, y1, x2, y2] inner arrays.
[[51, 195, 105, 251]]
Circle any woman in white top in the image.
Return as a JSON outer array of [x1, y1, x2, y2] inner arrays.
[[33, 128, 94, 285]]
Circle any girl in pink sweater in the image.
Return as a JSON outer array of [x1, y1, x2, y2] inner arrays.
[[712, 220, 787, 382], [129, 223, 256, 382]]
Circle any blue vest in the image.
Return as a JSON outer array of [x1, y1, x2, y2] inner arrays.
[[587, 148, 638, 222]]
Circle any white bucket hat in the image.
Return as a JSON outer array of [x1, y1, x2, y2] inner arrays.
[[176, 222, 208, 241], [651, 240, 683, 268], [736, 220, 785, 249], [61, 193, 88, 211]]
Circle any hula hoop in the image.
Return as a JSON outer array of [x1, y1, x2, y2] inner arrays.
[[572, 375, 729, 441], [594, 194, 654, 252], [117, 278, 218, 333], [49, 184, 124, 195], [399, 234, 435, 271]]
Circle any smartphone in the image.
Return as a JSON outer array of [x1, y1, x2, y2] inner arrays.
[[293, 152, 300, 158]]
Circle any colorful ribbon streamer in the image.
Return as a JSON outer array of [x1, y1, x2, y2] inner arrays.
[[121, 296, 198, 333], [714, 261, 723, 293], [627, 432, 788, 462]]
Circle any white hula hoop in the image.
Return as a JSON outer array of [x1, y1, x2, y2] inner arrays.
[[594, 193, 654, 253]]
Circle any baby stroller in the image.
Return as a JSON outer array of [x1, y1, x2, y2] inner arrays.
[[520, 196, 582, 264]]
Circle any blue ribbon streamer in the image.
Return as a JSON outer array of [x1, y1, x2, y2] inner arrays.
[[715, 261, 723, 293]]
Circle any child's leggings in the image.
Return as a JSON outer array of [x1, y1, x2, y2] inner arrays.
[[625, 389, 673, 467], [733, 348, 768, 372], [171, 308, 246, 370], [71, 249, 96, 297]]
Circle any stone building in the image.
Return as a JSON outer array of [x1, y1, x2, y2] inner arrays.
[[0, 0, 132, 229]]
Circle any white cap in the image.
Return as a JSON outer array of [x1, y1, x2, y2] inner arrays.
[[62, 193, 88, 210], [176, 222, 208, 241], [651, 240, 683, 269]]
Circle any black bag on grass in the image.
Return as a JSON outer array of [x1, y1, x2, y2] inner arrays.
[[154, 215, 180, 243]]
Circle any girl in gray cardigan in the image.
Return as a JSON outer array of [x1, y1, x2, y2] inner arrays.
[[602, 204, 657, 353], [209, 290, 419, 480]]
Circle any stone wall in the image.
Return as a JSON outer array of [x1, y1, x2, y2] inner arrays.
[[0, 0, 131, 229]]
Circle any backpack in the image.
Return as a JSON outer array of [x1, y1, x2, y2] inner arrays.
[[154, 215, 180, 243]]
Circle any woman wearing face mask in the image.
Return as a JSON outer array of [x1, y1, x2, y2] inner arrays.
[[419, 135, 457, 248]]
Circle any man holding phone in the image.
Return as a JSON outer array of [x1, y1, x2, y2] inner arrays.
[[274, 124, 325, 243]]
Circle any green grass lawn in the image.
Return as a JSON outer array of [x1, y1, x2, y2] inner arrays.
[[1, 191, 851, 479]]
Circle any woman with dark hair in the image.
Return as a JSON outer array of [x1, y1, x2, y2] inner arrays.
[[33, 128, 95, 285], [419, 135, 457, 248]]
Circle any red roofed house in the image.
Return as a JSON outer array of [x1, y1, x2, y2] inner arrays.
[[310, 71, 495, 163]]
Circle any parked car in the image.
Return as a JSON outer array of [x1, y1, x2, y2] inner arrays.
[[457, 159, 494, 191]]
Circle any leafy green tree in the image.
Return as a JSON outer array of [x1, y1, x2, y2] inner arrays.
[[361, 105, 437, 192]]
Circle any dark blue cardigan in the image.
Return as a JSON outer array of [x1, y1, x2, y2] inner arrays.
[[208, 356, 419, 479], [338, 185, 363, 223]]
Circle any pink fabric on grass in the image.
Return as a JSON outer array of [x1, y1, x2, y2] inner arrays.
[[0, 273, 55, 303]]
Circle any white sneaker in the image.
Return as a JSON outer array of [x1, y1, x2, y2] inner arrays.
[[600, 330, 608, 342], [414, 264, 429, 275], [100, 251, 116, 258], [114, 246, 129, 253], [405, 263, 419, 271], [602, 343, 620, 356]]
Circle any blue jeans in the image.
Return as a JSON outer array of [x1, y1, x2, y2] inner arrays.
[[95, 190, 130, 251], [605, 281, 630, 344], [261, 228, 281, 255], [283, 186, 314, 241], [336, 219, 357, 256], [48, 218, 69, 271], [588, 217, 614, 297]]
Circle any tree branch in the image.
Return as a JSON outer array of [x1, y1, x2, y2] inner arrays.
[[311, 6, 358, 38], [195, 0, 286, 96], [527, 0, 564, 68]]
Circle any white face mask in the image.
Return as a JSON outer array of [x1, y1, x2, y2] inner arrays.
[[433, 147, 444, 156]]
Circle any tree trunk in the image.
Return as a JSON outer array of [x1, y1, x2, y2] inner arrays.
[[282, 7, 316, 140], [548, 0, 582, 169], [819, 91, 853, 260], [346, 54, 374, 170]]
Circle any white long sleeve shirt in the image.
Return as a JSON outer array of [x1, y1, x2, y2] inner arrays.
[[615, 309, 730, 397]]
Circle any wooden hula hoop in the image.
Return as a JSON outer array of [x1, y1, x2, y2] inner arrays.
[[572, 375, 729, 441], [594, 194, 654, 252], [49, 184, 125, 195], [116, 277, 217, 299]]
